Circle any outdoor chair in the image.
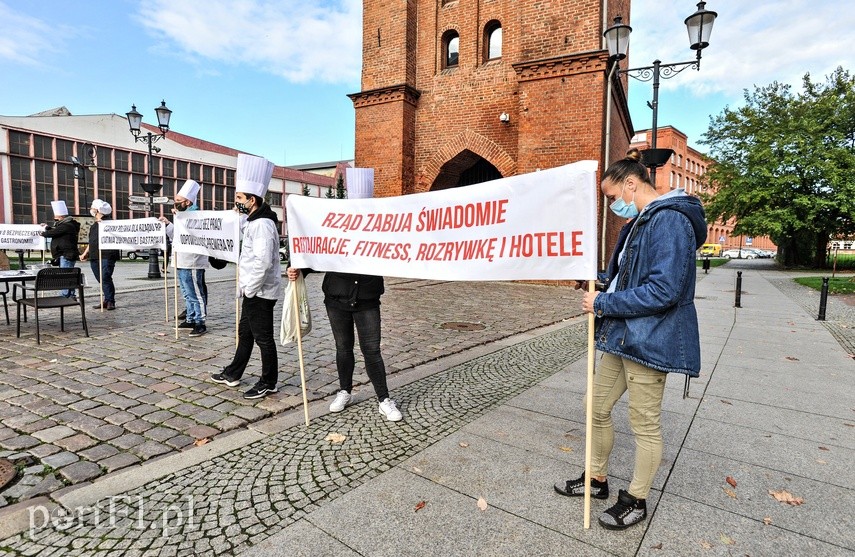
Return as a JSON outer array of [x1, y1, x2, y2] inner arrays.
[[1, 282, 9, 325], [15, 268, 88, 344]]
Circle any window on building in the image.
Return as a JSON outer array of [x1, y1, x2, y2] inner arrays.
[[97, 171, 112, 207], [176, 161, 188, 180], [163, 158, 174, 177], [215, 167, 224, 184], [443, 31, 459, 68], [203, 166, 213, 184], [9, 131, 30, 156], [485, 22, 502, 60], [204, 183, 215, 209], [10, 157, 32, 223], [267, 191, 283, 206], [96, 146, 111, 169], [226, 169, 235, 187], [56, 140, 73, 164], [34, 135, 52, 160], [115, 150, 129, 171], [115, 173, 129, 220], [190, 163, 201, 181], [132, 153, 145, 173]]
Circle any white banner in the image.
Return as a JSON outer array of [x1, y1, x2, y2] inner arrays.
[[98, 218, 167, 251], [287, 161, 598, 281], [171, 210, 241, 263], [0, 224, 47, 251]]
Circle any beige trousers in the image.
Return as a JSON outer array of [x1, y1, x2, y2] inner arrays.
[[590, 353, 667, 500]]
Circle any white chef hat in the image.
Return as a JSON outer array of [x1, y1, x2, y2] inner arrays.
[[98, 202, 112, 215], [177, 179, 200, 204], [90, 198, 104, 210], [236, 154, 274, 197], [345, 168, 375, 199], [51, 200, 69, 217]]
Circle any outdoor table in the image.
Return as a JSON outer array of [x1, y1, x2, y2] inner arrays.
[[0, 269, 38, 325]]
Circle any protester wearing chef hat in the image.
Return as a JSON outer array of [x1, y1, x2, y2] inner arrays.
[[40, 199, 81, 299], [80, 199, 121, 310], [159, 179, 210, 337], [212, 154, 283, 400]]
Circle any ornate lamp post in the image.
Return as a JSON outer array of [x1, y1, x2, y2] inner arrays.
[[604, 2, 717, 185], [69, 144, 96, 212], [125, 100, 173, 279]]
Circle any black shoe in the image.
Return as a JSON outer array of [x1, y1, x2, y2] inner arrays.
[[243, 383, 278, 400], [554, 473, 609, 499], [598, 490, 647, 530], [93, 302, 107, 310], [177, 321, 195, 329], [178, 310, 187, 320], [189, 324, 207, 337], [106, 302, 116, 310], [211, 373, 240, 387]]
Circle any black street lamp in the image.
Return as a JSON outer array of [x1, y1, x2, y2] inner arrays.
[[125, 100, 173, 279], [69, 144, 96, 211], [604, 1, 717, 185]]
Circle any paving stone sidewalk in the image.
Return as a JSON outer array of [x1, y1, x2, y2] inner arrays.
[[0, 266, 584, 506]]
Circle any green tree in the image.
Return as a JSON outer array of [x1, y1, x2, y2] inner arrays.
[[325, 185, 334, 198], [335, 173, 347, 199], [302, 183, 310, 196], [700, 67, 855, 267]]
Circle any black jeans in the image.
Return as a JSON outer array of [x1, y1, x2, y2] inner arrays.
[[224, 296, 278, 387], [326, 305, 389, 401]]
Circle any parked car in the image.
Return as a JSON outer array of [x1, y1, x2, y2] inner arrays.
[[124, 249, 164, 260], [721, 248, 757, 259], [698, 243, 723, 257]]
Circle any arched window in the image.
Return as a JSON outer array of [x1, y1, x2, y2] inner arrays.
[[443, 31, 459, 68], [485, 21, 502, 60]]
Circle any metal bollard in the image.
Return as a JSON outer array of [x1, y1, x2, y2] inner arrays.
[[702, 256, 711, 274], [817, 277, 829, 321], [735, 271, 742, 308], [15, 249, 25, 270]]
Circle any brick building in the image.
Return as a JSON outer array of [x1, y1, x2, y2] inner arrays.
[[348, 0, 633, 200]]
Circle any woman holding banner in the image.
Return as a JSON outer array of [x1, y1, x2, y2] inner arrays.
[[80, 199, 120, 310], [554, 149, 706, 530]]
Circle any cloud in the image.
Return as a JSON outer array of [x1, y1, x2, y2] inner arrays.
[[628, 0, 855, 98], [137, 0, 362, 84], [0, 1, 77, 66]]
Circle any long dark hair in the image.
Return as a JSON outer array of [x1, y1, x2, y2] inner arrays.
[[602, 148, 652, 185]]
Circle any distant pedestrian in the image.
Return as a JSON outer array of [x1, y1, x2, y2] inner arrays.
[[212, 154, 282, 400], [41, 200, 80, 299], [554, 149, 706, 530], [80, 199, 120, 310], [160, 180, 209, 337]]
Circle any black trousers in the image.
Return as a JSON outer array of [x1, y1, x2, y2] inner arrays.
[[224, 296, 278, 387], [326, 305, 389, 401]]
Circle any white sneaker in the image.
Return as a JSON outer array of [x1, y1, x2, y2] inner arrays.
[[329, 390, 353, 412], [379, 398, 403, 422]]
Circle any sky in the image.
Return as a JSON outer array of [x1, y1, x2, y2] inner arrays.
[[0, 0, 853, 166]]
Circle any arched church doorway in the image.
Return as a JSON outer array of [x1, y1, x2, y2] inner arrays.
[[430, 150, 502, 191]]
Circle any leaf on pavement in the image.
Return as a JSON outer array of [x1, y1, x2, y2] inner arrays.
[[559, 446, 573, 453], [818, 446, 829, 451], [194, 438, 210, 446], [763, 517, 773, 525], [477, 497, 488, 511], [325, 432, 346, 444], [726, 476, 737, 488], [719, 533, 735, 545], [412, 466, 423, 474], [720, 399, 733, 405], [768, 489, 804, 506], [650, 543, 663, 550], [699, 540, 712, 549], [785, 356, 799, 361], [816, 459, 827, 465], [722, 487, 737, 499], [414, 500, 426, 512], [459, 441, 469, 448]]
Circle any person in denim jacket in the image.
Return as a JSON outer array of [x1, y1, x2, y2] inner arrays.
[[555, 149, 706, 530]]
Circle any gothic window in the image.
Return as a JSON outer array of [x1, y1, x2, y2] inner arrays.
[[443, 31, 459, 68], [485, 21, 502, 60]]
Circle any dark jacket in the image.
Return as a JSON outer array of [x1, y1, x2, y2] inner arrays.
[[302, 269, 385, 312], [42, 217, 81, 260], [594, 193, 707, 376], [87, 219, 121, 261]]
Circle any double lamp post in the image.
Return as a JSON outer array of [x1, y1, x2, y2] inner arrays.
[[125, 101, 173, 279], [603, 1, 718, 184]]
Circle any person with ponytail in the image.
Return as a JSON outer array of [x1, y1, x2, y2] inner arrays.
[[554, 148, 707, 530]]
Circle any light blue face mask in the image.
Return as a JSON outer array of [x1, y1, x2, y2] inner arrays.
[[609, 181, 639, 218]]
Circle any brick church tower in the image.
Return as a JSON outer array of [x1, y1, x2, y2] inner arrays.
[[348, 0, 633, 198]]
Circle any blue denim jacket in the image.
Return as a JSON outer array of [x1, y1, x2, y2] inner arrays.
[[594, 194, 707, 376]]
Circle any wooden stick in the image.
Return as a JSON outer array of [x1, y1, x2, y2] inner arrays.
[[292, 279, 310, 427], [98, 248, 104, 312], [235, 266, 240, 348], [173, 255, 179, 340], [584, 280, 596, 529]]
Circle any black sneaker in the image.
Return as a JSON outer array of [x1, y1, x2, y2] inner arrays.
[[177, 321, 195, 329], [178, 310, 187, 320], [243, 383, 278, 400], [211, 373, 240, 387], [189, 324, 207, 337], [598, 489, 647, 530], [554, 473, 609, 499]]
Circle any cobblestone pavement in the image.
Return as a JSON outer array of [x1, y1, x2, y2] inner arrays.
[[0, 270, 583, 506], [0, 320, 589, 555]]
